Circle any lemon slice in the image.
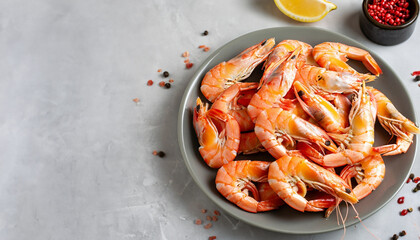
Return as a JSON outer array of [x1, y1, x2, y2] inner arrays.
[[274, 0, 337, 22]]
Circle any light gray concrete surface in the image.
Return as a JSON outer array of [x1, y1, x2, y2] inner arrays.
[[0, 0, 419, 239]]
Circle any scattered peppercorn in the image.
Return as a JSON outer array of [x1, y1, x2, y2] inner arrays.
[[165, 83, 171, 89], [195, 219, 202, 225], [400, 209, 408, 216], [132, 98, 140, 103], [204, 223, 212, 229], [203, 30, 209, 36], [409, 173, 414, 179], [214, 210, 220, 216], [399, 230, 406, 236], [407, 207, 413, 212], [182, 51, 189, 58], [157, 151, 165, 158], [412, 71, 420, 76], [169, 79, 174, 83], [413, 177, 420, 183], [201, 209, 207, 214], [406, 178, 411, 183], [206, 215, 212, 221], [413, 187, 418, 193], [325, 140, 331, 146], [199, 45, 206, 49], [163, 71, 169, 78], [212, 216, 218, 221], [397, 196, 405, 204], [159, 81, 165, 87], [157, 69, 162, 73], [208, 236, 216, 240], [186, 62, 194, 69], [147, 80, 154, 86], [204, 47, 210, 52], [392, 234, 399, 240]]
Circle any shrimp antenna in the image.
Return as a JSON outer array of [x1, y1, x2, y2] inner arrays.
[[350, 203, 380, 240]]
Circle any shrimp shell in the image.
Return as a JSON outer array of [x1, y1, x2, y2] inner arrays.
[[216, 160, 281, 213], [201, 38, 275, 102]]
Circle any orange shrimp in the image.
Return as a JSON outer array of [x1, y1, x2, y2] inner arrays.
[[257, 182, 284, 210], [268, 155, 358, 212], [193, 98, 240, 168], [293, 81, 348, 133], [254, 107, 337, 160], [295, 65, 374, 99], [368, 87, 420, 156], [211, 82, 258, 132], [215, 160, 280, 213], [307, 82, 377, 167], [248, 48, 302, 122], [325, 154, 385, 217], [238, 132, 266, 155], [312, 42, 382, 76], [259, 40, 312, 88], [201, 38, 275, 102]]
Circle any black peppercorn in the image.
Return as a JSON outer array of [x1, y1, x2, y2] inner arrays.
[[203, 30, 209, 36], [409, 173, 414, 179], [392, 234, 399, 240], [157, 151, 166, 158], [165, 83, 171, 89], [399, 230, 406, 236], [163, 71, 169, 78]]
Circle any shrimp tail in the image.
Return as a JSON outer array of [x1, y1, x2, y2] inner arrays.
[[363, 54, 383, 76]]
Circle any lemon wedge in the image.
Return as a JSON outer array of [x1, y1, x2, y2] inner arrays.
[[274, 0, 337, 22]]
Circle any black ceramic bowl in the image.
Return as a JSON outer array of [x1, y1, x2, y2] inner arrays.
[[360, 0, 419, 45]]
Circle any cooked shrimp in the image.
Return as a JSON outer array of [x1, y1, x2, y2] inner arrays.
[[295, 65, 374, 98], [254, 107, 337, 160], [312, 42, 382, 76], [201, 38, 275, 102], [193, 98, 240, 168], [293, 81, 348, 133], [377, 133, 414, 156], [238, 132, 266, 155], [248, 48, 302, 122], [260, 40, 312, 87], [325, 154, 385, 217], [216, 160, 279, 213], [268, 155, 358, 212], [287, 100, 311, 121], [257, 182, 284, 210], [368, 87, 420, 156], [211, 82, 258, 132], [307, 82, 376, 167]]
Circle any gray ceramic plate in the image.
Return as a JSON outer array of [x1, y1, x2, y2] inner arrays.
[[177, 27, 417, 234]]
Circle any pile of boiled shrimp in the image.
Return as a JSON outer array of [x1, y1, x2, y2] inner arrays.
[[192, 38, 420, 217]]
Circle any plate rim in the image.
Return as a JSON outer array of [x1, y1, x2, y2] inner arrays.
[[177, 26, 418, 234]]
